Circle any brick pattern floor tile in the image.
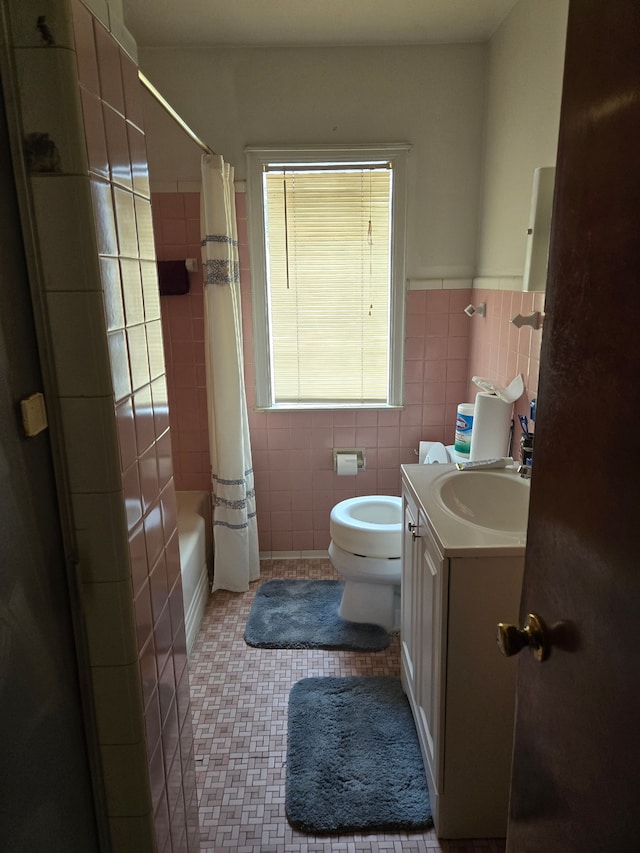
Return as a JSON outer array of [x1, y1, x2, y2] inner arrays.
[[189, 559, 507, 853]]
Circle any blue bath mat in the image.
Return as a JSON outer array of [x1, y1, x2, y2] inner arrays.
[[286, 675, 432, 834], [243, 579, 389, 651]]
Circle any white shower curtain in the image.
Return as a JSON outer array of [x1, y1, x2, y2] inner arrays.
[[200, 153, 260, 592]]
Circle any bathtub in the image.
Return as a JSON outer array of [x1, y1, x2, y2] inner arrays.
[[176, 490, 212, 654]]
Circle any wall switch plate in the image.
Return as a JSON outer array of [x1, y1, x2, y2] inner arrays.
[[20, 392, 48, 437]]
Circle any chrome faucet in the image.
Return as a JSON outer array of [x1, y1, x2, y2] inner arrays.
[[517, 463, 532, 479], [518, 432, 534, 478]]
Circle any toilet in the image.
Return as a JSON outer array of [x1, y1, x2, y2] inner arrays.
[[328, 495, 402, 632]]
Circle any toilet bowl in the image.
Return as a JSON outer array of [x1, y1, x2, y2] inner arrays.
[[328, 495, 402, 631]]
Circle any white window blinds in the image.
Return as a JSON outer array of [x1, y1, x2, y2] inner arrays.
[[263, 164, 393, 405]]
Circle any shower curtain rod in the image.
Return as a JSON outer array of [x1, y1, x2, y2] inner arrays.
[[138, 70, 216, 156]]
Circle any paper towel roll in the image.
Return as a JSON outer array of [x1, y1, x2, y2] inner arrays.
[[336, 452, 359, 476], [469, 392, 513, 461]]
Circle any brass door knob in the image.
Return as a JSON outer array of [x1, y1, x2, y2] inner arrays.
[[497, 613, 548, 662]]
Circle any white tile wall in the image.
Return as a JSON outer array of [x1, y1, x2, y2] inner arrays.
[[80, 578, 139, 666], [100, 741, 154, 815], [71, 490, 130, 583], [46, 291, 113, 396], [9, 0, 76, 48], [59, 396, 122, 492], [91, 661, 147, 743], [14, 47, 88, 174], [32, 176, 103, 289]]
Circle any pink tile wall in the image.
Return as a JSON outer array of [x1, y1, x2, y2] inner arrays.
[[155, 189, 474, 552], [467, 288, 545, 438], [155, 193, 546, 552], [245, 285, 473, 553], [152, 193, 209, 492], [73, 3, 199, 851]]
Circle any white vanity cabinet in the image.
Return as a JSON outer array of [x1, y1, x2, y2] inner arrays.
[[401, 465, 525, 839], [401, 487, 446, 794]]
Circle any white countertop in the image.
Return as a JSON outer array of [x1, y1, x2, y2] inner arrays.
[[401, 462, 529, 558]]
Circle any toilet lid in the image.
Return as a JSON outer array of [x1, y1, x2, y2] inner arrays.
[[425, 442, 449, 464]]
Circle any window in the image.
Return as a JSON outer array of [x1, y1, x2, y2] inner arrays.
[[246, 145, 409, 409]]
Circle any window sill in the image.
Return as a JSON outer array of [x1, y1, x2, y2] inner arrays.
[[253, 403, 404, 413]]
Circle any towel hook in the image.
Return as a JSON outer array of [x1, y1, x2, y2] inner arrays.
[[464, 303, 486, 318], [511, 311, 544, 330]]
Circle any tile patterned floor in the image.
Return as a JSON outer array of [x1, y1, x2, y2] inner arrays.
[[188, 559, 507, 853]]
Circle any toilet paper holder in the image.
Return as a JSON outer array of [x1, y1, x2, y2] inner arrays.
[[333, 448, 366, 472]]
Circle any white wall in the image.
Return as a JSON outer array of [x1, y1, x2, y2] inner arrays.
[[476, 0, 569, 279], [138, 0, 570, 283], [141, 87, 203, 190], [138, 43, 487, 280]]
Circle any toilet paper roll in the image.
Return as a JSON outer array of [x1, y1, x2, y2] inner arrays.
[[336, 452, 359, 476], [469, 392, 513, 461]]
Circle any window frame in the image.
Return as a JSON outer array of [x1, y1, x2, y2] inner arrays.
[[245, 143, 409, 410]]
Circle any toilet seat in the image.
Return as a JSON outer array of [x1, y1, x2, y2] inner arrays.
[[329, 495, 402, 558]]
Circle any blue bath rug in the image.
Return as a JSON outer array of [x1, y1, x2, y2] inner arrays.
[[243, 579, 389, 651], [286, 675, 432, 834]]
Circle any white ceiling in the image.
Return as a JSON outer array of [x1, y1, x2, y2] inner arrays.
[[123, 0, 519, 48]]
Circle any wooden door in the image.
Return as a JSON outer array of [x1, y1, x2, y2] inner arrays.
[[507, 2, 640, 850]]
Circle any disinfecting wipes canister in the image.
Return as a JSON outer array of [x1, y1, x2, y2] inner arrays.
[[454, 402, 474, 458]]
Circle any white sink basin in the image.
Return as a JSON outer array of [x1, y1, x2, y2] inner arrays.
[[435, 470, 530, 533]]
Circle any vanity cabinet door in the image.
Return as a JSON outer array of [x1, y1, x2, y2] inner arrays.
[[401, 484, 446, 799], [400, 491, 420, 688], [415, 524, 445, 790]]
